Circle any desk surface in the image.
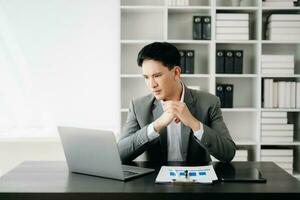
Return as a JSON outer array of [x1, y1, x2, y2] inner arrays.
[[0, 161, 299, 200]]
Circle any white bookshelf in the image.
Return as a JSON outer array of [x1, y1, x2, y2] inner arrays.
[[120, 0, 300, 179]]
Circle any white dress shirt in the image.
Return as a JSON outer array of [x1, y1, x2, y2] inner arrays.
[[146, 83, 204, 161]]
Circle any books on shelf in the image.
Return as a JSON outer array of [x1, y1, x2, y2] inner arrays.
[[261, 68, 294, 75], [216, 13, 249, 41], [263, 2, 294, 7], [216, 50, 243, 74], [267, 22, 300, 28], [224, 51, 233, 73], [232, 157, 248, 161], [185, 50, 195, 74], [216, 27, 249, 34], [261, 136, 293, 142], [261, 155, 293, 162], [261, 124, 294, 131], [216, 50, 225, 73], [291, 82, 296, 108], [261, 149, 293, 156], [216, 13, 249, 21], [261, 54, 294, 76], [261, 62, 294, 69], [179, 49, 194, 74], [261, 148, 294, 174], [261, 111, 294, 143], [261, 55, 294, 62], [167, 0, 190, 6], [263, 79, 298, 108], [261, 117, 288, 124], [268, 34, 300, 40], [269, 14, 300, 22], [261, 111, 287, 118], [263, 79, 273, 108], [262, 130, 293, 136], [232, 149, 248, 161], [273, 82, 278, 108], [267, 28, 300, 35], [216, 84, 234, 108], [235, 149, 248, 157], [216, 20, 249, 27], [262, 0, 296, 7], [297, 82, 300, 108], [266, 14, 300, 41], [202, 16, 211, 40], [193, 16, 211, 40], [216, 34, 249, 40]]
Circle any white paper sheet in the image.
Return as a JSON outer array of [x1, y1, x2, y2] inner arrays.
[[155, 165, 218, 184]]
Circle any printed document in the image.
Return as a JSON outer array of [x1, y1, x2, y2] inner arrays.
[[155, 165, 218, 184]]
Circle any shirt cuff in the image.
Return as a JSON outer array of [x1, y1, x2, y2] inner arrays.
[[147, 123, 160, 141], [193, 122, 204, 141]]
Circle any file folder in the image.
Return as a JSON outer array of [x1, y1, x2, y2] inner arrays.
[[225, 51, 234, 74], [216, 84, 225, 108], [224, 84, 234, 108], [216, 50, 225, 73], [185, 50, 194, 74], [193, 16, 202, 40], [233, 50, 243, 74], [202, 16, 211, 40], [179, 50, 186, 73]]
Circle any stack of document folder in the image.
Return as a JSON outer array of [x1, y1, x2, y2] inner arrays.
[[232, 149, 248, 161], [167, 0, 190, 6], [266, 14, 300, 41], [216, 13, 249, 40], [261, 111, 294, 143], [262, 0, 297, 7], [261, 149, 294, 174], [261, 54, 294, 75]]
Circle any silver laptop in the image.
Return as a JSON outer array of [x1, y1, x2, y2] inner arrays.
[[58, 126, 154, 181]]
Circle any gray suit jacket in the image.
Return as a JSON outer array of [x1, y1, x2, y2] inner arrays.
[[118, 85, 236, 164]]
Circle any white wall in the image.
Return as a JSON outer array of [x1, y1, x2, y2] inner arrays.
[[0, 140, 65, 176], [0, 0, 120, 175]]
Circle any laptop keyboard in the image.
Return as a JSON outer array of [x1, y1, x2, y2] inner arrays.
[[122, 165, 141, 177], [122, 165, 155, 178], [123, 170, 139, 177]]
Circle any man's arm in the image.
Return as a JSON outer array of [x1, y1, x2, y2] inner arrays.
[[118, 99, 178, 163], [196, 98, 236, 162], [118, 100, 152, 163], [162, 99, 235, 162]]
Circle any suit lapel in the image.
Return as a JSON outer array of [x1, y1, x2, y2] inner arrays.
[[181, 85, 196, 160], [152, 99, 168, 162]]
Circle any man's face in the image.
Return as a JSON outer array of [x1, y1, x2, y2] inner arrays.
[[142, 59, 180, 101]]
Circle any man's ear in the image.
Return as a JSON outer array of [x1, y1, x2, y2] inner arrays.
[[174, 66, 181, 79]]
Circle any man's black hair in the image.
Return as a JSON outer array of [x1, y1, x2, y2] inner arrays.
[[137, 42, 180, 70]]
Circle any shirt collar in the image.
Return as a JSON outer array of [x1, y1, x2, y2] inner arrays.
[[180, 81, 185, 102]]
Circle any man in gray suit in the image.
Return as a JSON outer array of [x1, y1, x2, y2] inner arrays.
[[118, 42, 236, 164]]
